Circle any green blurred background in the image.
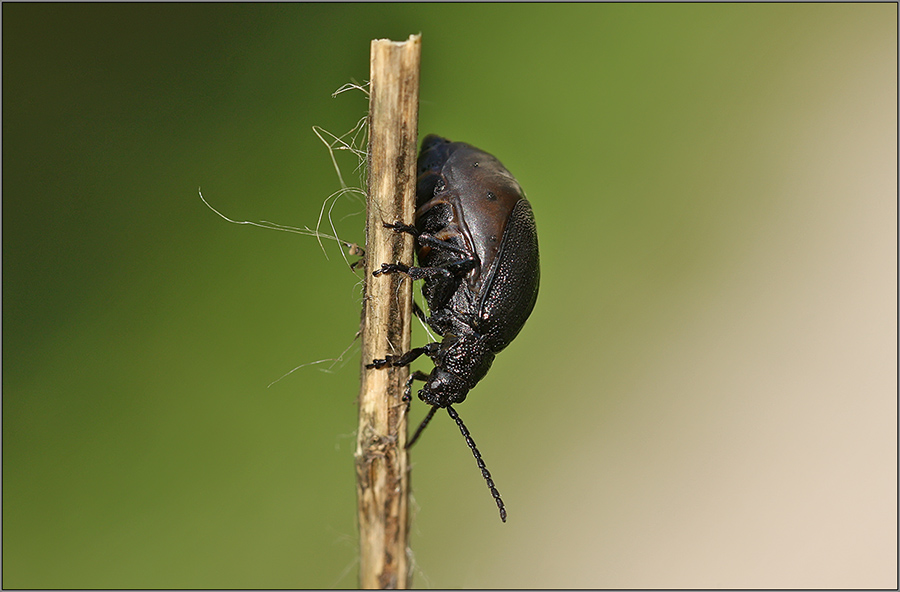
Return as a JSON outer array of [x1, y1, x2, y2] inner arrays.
[[3, 3, 896, 588]]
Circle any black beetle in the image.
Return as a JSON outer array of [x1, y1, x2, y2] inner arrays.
[[366, 134, 540, 522]]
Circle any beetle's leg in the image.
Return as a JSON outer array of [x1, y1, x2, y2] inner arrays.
[[366, 347, 425, 369], [374, 257, 474, 316], [372, 262, 411, 277], [383, 221, 419, 236], [413, 233, 472, 258], [404, 370, 430, 403], [415, 234, 480, 275], [374, 259, 476, 280], [406, 404, 438, 449], [374, 262, 451, 281], [366, 341, 439, 369], [374, 226, 478, 277]]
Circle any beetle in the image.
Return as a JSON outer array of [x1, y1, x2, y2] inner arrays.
[[366, 134, 540, 522]]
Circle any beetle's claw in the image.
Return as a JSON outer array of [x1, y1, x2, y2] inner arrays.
[[373, 262, 409, 277], [366, 357, 392, 369]]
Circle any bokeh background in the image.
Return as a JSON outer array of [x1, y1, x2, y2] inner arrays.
[[3, 3, 896, 589]]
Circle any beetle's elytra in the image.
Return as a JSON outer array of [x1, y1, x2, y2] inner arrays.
[[366, 135, 540, 522]]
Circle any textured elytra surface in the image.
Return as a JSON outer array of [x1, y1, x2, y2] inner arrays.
[[478, 198, 540, 352]]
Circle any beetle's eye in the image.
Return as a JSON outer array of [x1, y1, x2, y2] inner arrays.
[[434, 179, 446, 195], [486, 191, 497, 201]]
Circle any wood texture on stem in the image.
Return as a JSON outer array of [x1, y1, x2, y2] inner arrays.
[[355, 34, 420, 590]]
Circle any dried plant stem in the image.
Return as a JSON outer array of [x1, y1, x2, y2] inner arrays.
[[355, 34, 420, 590]]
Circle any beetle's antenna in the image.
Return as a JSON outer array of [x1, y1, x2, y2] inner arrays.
[[446, 405, 507, 522], [406, 405, 438, 449]]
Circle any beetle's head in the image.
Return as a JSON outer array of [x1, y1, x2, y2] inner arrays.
[[418, 368, 469, 408]]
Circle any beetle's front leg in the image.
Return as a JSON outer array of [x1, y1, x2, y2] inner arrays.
[[404, 370, 430, 403], [366, 341, 440, 370]]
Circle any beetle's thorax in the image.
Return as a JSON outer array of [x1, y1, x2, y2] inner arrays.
[[442, 146, 524, 278], [416, 140, 525, 291]]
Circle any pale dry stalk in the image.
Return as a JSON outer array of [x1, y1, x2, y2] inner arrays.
[[355, 34, 421, 590]]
